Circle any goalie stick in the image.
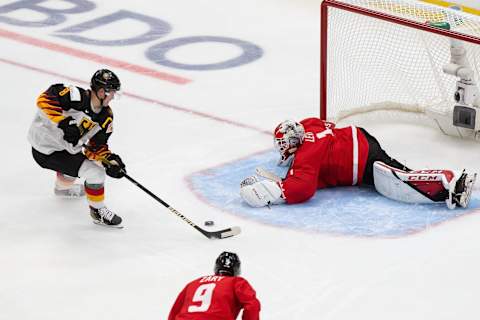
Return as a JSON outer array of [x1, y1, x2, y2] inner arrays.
[[84, 146, 241, 239], [255, 167, 283, 183]]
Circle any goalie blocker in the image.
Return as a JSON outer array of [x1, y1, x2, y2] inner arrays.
[[240, 176, 285, 208]]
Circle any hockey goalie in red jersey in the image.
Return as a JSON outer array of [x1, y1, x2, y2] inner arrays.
[[240, 118, 476, 209], [168, 252, 260, 320]]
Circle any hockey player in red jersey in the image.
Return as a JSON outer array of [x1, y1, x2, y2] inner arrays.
[[28, 69, 126, 227], [168, 252, 260, 320], [240, 118, 476, 209]]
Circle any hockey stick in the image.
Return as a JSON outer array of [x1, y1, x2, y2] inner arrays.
[[84, 146, 241, 239], [255, 167, 283, 182], [121, 173, 241, 239]]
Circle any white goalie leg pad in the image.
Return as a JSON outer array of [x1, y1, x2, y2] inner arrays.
[[373, 161, 458, 205], [240, 179, 285, 208]]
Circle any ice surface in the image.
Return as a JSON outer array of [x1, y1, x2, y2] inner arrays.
[[1, 1, 480, 320]]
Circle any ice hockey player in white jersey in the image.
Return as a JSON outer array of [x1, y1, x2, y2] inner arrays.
[[28, 69, 126, 227]]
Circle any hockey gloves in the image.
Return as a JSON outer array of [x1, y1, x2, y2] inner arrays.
[[84, 145, 126, 179], [103, 153, 126, 179], [58, 116, 81, 146]]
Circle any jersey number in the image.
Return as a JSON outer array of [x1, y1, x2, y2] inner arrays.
[[187, 283, 216, 312], [59, 87, 70, 96]]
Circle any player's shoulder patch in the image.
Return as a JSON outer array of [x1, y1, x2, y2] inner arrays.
[[65, 85, 81, 101], [51, 83, 87, 102]]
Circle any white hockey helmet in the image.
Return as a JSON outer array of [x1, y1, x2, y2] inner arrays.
[[273, 120, 305, 166]]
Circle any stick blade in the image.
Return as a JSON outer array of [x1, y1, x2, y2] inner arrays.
[[220, 226, 241, 239], [202, 226, 241, 239]]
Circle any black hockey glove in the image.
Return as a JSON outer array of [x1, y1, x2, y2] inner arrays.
[[103, 153, 126, 179], [58, 116, 81, 146]]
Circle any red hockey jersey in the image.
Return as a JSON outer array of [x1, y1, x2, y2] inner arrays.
[[281, 117, 369, 204], [168, 275, 260, 320]]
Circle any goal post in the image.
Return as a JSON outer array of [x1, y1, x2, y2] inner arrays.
[[320, 0, 480, 138]]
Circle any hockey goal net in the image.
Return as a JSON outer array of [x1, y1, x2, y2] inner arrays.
[[321, 0, 480, 129]]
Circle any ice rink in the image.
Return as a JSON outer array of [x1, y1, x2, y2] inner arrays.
[[2, 0, 480, 319]]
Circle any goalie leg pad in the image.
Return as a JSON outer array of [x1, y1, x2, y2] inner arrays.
[[240, 179, 285, 208], [373, 161, 458, 205]]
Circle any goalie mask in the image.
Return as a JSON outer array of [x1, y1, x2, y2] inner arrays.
[[274, 120, 305, 166]]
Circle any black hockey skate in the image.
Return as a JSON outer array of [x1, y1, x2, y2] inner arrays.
[[90, 206, 123, 229], [450, 170, 477, 209]]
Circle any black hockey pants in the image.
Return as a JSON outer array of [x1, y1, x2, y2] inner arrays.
[[32, 148, 87, 178], [359, 128, 410, 186]]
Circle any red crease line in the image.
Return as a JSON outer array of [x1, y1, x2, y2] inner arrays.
[[0, 27, 191, 85]]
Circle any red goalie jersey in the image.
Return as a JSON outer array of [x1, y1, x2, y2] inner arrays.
[[281, 117, 369, 204], [168, 275, 260, 320]]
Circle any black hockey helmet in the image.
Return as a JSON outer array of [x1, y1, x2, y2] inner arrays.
[[214, 251, 241, 276], [90, 69, 121, 92]]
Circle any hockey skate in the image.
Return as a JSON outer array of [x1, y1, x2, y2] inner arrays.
[[54, 184, 85, 198], [447, 171, 477, 209], [90, 206, 123, 228]]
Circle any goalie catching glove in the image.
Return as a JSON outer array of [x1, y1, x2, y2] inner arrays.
[[240, 175, 285, 207], [84, 145, 126, 179]]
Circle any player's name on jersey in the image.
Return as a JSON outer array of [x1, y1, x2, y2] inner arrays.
[[199, 276, 225, 283]]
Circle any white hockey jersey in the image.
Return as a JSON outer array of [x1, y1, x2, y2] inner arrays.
[[28, 84, 114, 155]]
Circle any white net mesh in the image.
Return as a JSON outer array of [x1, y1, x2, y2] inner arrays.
[[324, 0, 480, 125]]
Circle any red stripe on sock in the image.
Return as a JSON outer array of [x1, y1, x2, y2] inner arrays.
[[85, 186, 104, 196]]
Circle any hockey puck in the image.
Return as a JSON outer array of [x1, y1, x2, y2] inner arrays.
[[204, 220, 214, 226]]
